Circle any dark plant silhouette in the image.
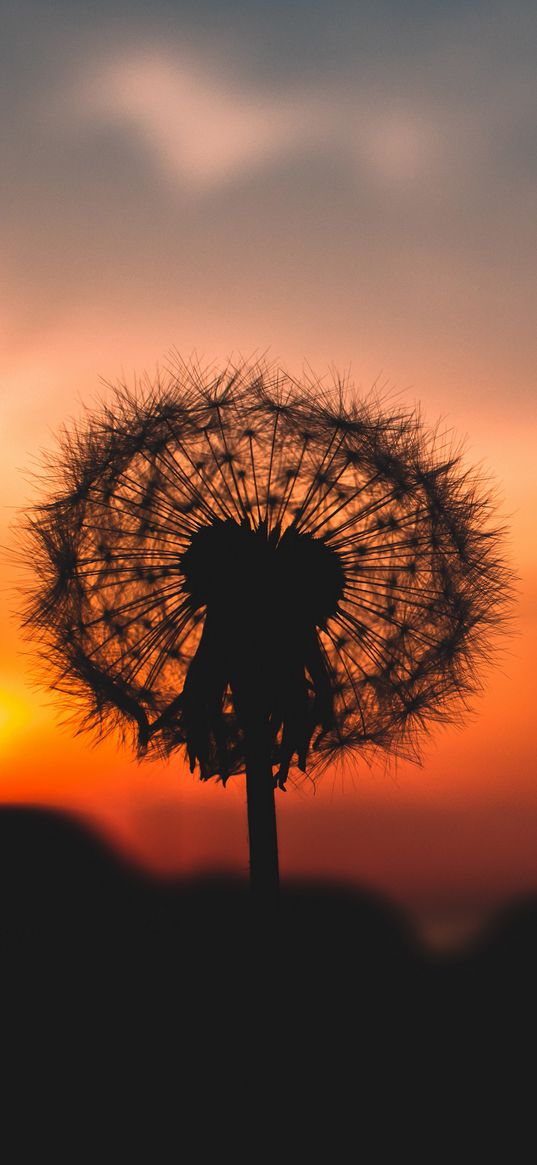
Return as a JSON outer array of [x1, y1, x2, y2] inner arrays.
[[20, 360, 512, 896]]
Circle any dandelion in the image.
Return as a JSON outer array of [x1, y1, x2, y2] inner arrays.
[[20, 360, 512, 896]]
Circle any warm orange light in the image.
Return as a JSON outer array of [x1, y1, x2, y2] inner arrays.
[[0, 682, 32, 749]]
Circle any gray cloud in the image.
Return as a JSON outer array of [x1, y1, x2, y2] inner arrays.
[[68, 47, 323, 190], [50, 30, 535, 200]]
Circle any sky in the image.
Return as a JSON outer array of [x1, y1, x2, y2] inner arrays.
[[1, 0, 536, 943]]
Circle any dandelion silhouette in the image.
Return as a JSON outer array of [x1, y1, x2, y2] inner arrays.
[[21, 360, 512, 897]]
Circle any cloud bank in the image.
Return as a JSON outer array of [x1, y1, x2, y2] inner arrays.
[[69, 46, 451, 193]]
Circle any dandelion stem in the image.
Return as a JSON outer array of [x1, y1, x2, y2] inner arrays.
[[245, 742, 280, 900]]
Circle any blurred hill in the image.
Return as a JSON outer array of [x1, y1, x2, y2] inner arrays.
[[0, 803, 535, 1103]]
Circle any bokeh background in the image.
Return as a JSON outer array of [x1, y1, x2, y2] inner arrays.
[[1, 0, 535, 946]]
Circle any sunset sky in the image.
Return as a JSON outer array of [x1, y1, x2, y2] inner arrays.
[[1, 0, 535, 942]]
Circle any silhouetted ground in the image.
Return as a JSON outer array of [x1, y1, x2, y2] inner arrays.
[[0, 804, 534, 1124], [0, 805, 424, 1004]]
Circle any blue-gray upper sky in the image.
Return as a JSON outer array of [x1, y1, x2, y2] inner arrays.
[[2, 0, 536, 426]]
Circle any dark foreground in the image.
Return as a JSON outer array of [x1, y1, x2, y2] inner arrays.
[[0, 805, 535, 1131]]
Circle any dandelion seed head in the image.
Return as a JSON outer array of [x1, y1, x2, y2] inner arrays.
[[18, 359, 514, 784]]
